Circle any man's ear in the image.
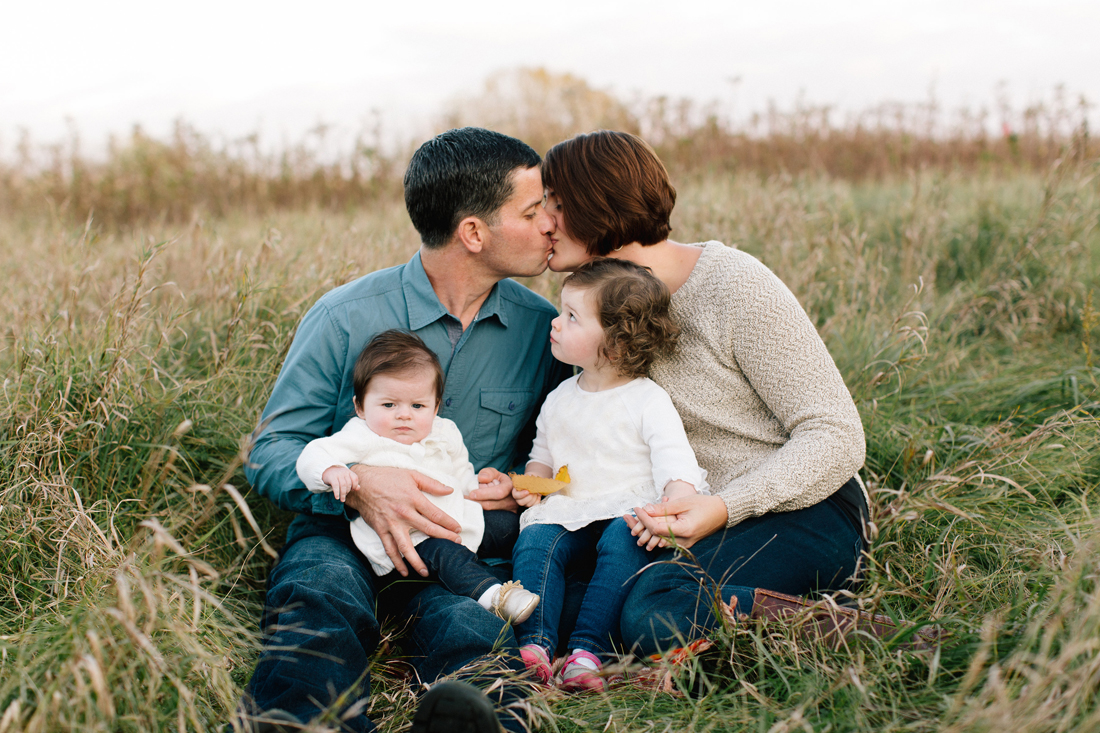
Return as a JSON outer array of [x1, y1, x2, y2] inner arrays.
[[455, 216, 488, 254]]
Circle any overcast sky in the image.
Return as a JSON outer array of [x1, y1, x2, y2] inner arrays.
[[1, 0, 1096, 154]]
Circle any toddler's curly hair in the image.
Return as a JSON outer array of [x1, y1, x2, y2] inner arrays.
[[563, 258, 680, 378]]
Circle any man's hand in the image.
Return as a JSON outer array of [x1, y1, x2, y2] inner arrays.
[[624, 494, 729, 551], [322, 465, 360, 502], [346, 465, 461, 577], [468, 467, 520, 512]]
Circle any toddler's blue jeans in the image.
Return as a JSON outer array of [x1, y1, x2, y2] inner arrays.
[[512, 517, 651, 658]]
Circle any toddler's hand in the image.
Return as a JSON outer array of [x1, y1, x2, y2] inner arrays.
[[625, 514, 669, 551], [662, 480, 697, 501], [511, 487, 541, 508], [322, 465, 360, 502]]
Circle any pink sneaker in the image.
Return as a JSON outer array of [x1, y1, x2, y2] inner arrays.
[[560, 650, 604, 692], [520, 644, 552, 684]]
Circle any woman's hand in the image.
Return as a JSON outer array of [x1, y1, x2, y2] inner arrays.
[[625, 494, 729, 550], [468, 467, 520, 512]]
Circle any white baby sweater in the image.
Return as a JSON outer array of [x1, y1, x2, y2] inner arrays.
[[296, 415, 485, 575]]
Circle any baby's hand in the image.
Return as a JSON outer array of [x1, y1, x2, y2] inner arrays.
[[663, 480, 697, 501], [511, 487, 542, 508], [322, 465, 360, 502]]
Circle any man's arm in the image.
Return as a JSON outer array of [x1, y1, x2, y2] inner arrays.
[[245, 301, 350, 516], [246, 295, 464, 573]]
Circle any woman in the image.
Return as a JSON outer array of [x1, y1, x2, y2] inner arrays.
[[540, 130, 869, 656]]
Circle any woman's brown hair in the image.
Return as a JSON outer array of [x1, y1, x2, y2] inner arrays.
[[543, 130, 676, 256], [563, 258, 680, 379]]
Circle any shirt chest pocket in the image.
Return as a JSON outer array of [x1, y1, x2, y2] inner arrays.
[[468, 389, 534, 466]]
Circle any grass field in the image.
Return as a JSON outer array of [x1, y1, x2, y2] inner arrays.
[[2, 134, 1100, 731]]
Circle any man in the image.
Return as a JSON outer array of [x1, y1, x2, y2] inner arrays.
[[242, 128, 569, 732]]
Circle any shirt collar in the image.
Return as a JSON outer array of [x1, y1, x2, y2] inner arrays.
[[402, 251, 508, 330]]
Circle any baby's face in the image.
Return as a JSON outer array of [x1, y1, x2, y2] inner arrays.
[[355, 368, 438, 445]]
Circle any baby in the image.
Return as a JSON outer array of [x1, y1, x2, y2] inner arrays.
[[295, 329, 538, 623], [510, 258, 708, 690]]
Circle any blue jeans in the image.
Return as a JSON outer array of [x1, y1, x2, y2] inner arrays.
[[513, 518, 651, 658], [620, 492, 864, 657], [245, 514, 526, 732]]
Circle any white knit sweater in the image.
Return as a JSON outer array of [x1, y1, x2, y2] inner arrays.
[[648, 242, 867, 527], [295, 416, 485, 575]]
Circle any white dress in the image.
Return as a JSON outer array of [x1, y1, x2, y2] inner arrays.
[[296, 416, 485, 575], [520, 375, 708, 531]]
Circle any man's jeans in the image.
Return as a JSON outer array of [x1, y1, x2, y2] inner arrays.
[[621, 490, 864, 657], [245, 513, 526, 732], [513, 518, 650, 658]]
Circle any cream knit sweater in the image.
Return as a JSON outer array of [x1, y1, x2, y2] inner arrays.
[[648, 242, 867, 527]]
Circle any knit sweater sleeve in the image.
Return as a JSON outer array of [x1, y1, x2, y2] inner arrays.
[[715, 254, 866, 526]]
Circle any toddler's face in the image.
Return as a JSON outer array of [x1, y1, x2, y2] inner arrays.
[[355, 368, 438, 445], [549, 284, 606, 371]]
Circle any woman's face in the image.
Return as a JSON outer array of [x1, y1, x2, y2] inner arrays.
[[544, 189, 594, 273]]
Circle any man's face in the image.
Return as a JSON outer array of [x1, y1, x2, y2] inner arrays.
[[480, 167, 555, 279]]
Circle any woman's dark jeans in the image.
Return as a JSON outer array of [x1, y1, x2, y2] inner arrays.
[[621, 491, 864, 657]]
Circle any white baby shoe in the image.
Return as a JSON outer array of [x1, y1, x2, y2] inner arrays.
[[491, 580, 540, 624]]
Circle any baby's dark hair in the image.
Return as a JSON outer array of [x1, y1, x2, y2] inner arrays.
[[353, 330, 445, 408], [562, 258, 680, 378]]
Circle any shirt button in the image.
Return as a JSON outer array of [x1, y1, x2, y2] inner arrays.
[[445, 398, 452, 407], [508, 402, 515, 410]]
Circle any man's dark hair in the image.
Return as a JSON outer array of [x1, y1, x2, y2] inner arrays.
[[353, 330, 445, 409], [403, 127, 542, 249]]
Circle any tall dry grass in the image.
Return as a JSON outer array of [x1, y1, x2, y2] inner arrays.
[[2, 77, 1100, 731], [2, 68, 1094, 229]]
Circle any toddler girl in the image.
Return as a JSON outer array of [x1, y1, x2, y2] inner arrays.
[[296, 329, 539, 623], [511, 258, 707, 690]]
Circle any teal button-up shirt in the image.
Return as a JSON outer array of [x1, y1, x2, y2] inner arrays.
[[247, 252, 569, 516]]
